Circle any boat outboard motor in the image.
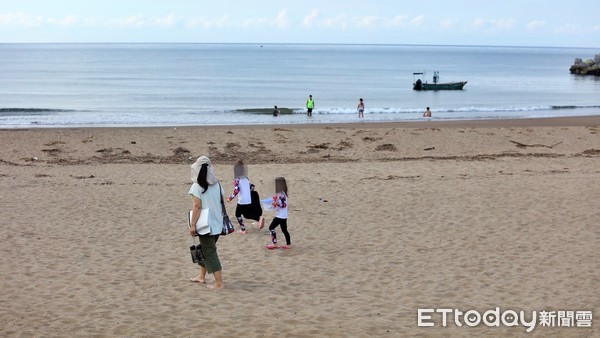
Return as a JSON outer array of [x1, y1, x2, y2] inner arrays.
[[415, 79, 422, 90]]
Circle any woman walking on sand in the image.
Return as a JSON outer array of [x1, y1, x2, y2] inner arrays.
[[188, 156, 225, 289]]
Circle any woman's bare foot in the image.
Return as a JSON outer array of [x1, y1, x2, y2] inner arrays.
[[258, 216, 265, 229], [190, 277, 206, 283], [206, 283, 224, 289]]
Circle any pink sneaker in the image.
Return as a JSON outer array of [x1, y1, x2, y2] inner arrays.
[[266, 244, 278, 250], [281, 245, 291, 250], [238, 229, 247, 234]]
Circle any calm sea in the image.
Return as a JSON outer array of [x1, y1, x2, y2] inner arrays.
[[0, 43, 599, 128]]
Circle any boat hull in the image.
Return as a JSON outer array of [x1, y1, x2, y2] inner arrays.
[[413, 81, 467, 90]]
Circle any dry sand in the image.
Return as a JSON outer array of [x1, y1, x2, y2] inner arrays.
[[1, 117, 599, 337]]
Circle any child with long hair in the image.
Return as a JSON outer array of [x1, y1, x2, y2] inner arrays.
[[266, 177, 291, 250]]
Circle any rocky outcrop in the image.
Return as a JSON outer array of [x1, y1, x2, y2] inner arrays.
[[570, 54, 600, 75]]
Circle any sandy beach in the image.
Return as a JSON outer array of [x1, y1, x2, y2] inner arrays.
[[1, 116, 599, 337]]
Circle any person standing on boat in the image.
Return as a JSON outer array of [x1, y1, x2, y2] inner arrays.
[[423, 107, 432, 118], [306, 95, 314, 117], [357, 98, 365, 118]]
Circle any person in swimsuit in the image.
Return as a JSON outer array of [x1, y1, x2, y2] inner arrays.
[[357, 98, 365, 118]]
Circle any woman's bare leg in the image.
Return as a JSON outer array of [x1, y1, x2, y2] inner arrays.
[[207, 270, 224, 289]]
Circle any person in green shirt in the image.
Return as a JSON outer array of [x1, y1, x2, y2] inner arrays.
[[306, 95, 314, 117]]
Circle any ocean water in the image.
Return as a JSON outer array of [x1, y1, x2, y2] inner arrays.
[[0, 43, 599, 128]]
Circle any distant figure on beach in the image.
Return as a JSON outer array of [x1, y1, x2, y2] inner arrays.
[[266, 177, 291, 250], [423, 107, 432, 118], [188, 156, 225, 289], [357, 98, 365, 118], [227, 160, 264, 234], [273, 106, 280, 117], [306, 95, 314, 117]]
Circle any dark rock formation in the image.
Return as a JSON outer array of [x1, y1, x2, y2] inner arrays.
[[570, 54, 600, 75]]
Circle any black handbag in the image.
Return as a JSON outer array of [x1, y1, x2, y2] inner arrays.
[[219, 182, 235, 235]]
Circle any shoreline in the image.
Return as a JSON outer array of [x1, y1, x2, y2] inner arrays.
[[2, 115, 600, 132], [1, 115, 598, 167]]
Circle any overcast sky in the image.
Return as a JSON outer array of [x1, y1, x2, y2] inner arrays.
[[1, 0, 599, 47]]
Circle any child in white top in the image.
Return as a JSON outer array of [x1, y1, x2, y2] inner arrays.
[[227, 160, 264, 233], [266, 177, 291, 250]]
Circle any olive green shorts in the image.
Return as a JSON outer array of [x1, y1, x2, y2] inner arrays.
[[198, 235, 222, 274]]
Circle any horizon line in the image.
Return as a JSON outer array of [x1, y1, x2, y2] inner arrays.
[[1, 42, 598, 49]]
